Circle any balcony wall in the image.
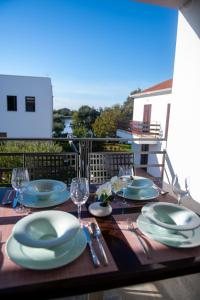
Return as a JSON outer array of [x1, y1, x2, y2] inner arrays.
[[166, 0, 200, 202]]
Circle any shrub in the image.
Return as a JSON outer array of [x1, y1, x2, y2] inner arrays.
[[0, 141, 63, 184]]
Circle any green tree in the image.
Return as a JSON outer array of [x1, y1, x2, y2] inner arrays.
[[130, 88, 141, 96], [56, 108, 72, 116], [52, 113, 65, 137], [93, 105, 124, 137], [119, 88, 142, 130], [71, 105, 100, 137]]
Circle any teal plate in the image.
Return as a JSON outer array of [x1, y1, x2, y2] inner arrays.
[[117, 187, 159, 201], [20, 190, 70, 208], [6, 228, 87, 270], [137, 214, 200, 248]]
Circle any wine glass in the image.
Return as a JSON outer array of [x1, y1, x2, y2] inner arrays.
[[172, 174, 189, 205], [70, 177, 89, 226], [118, 166, 134, 206], [11, 168, 30, 213]]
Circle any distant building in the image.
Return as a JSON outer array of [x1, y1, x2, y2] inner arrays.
[[130, 79, 172, 178], [0, 74, 53, 138], [117, 79, 172, 137]]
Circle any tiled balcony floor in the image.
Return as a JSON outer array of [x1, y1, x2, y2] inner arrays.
[[54, 273, 200, 300]]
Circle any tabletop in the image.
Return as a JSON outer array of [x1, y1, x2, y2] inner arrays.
[[1, 186, 200, 299]]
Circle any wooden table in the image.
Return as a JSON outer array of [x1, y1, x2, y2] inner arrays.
[[1, 187, 200, 299]]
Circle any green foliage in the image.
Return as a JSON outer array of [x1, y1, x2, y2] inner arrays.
[[92, 142, 131, 152], [54, 108, 72, 116], [73, 125, 88, 138], [121, 97, 133, 123], [71, 106, 100, 137], [92, 105, 124, 137], [53, 121, 65, 136], [53, 113, 65, 137], [0, 141, 62, 154], [130, 88, 141, 95], [0, 142, 63, 184]]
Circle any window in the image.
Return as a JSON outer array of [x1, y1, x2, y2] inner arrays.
[[25, 96, 35, 112], [7, 96, 17, 111]]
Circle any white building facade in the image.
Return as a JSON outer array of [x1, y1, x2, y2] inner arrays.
[[131, 80, 172, 178], [0, 75, 53, 138]]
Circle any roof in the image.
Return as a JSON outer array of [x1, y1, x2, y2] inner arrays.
[[130, 79, 173, 99], [143, 79, 173, 93], [134, 0, 187, 9]]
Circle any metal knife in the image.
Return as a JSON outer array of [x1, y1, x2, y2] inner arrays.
[[91, 222, 109, 266], [83, 226, 100, 267]]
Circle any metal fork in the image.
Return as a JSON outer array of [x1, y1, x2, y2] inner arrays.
[[127, 219, 151, 258]]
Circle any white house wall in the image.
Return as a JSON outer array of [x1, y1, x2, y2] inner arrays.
[[165, 0, 200, 202], [133, 93, 171, 135], [0, 75, 53, 138], [133, 93, 171, 177]]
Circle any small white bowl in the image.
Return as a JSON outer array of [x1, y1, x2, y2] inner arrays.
[[24, 179, 66, 201], [12, 210, 80, 248], [127, 176, 153, 190]]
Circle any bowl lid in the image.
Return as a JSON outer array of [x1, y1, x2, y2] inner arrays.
[[12, 210, 80, 248], [142, 202, 200, 231]]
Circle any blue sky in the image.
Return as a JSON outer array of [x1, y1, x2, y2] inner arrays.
[[0, 0, 178, 110]]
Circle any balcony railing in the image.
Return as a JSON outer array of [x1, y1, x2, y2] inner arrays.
[[0, 137, 166, 186], [130, 121, 161, 137]]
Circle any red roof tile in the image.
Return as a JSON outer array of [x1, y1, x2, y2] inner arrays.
[[143, 79, 173, 93]]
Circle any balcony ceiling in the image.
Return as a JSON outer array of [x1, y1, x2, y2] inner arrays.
[[134, 0, 190, 8]]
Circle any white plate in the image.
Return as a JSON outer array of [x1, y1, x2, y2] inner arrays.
[[117, 187, 159, 201], [127, 176, 154, 190], [12, 210, 80, 248], [142, 202, 200, 231], [6, 228, 87, 270], [21, 190, 70, 208], [137, 214, 200, 248]]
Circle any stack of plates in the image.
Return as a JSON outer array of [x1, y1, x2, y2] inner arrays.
[[137, 202, 200, 248], [22, 179, 70, 208], [117, 176, 159, 201], [6, 211, 87, 269]]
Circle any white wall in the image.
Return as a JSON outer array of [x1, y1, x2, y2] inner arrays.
[[0, 75, 53, 138], [165, 0, 200, 202], [133, 92, 172, 136]]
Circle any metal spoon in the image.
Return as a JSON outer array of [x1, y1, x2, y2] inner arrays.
[[90, 223, 109, 266]]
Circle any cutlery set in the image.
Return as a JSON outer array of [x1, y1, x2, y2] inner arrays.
[[83, 223, 108, 267]]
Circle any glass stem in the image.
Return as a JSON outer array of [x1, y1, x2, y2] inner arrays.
[[177, 195, 181, 205], [19, 190, 24, 209], [77, 204, 82, 224], [122, 188, 126, 214]]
